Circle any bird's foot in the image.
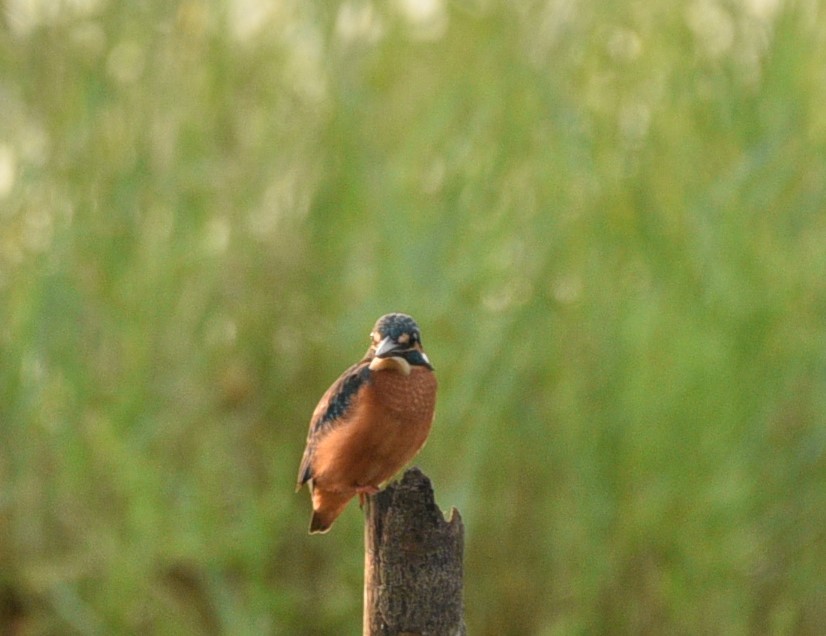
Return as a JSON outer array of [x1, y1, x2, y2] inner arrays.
[[356, 485, 380, 508]]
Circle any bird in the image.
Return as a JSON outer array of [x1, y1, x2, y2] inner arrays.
[[296, 313, 437, 534]]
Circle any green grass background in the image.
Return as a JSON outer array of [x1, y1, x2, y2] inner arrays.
[[2, 1, 825, 634]]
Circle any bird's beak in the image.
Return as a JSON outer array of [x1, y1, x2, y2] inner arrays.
[[374, 336, 402, 358]]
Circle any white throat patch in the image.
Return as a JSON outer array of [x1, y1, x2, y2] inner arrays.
[[368, 355, 412, 376]]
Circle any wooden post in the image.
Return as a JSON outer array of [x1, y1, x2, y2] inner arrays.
[[364, 467, 465, 636]]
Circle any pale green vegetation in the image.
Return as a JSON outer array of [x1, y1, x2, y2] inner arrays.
[[2, 1, 825, 634]]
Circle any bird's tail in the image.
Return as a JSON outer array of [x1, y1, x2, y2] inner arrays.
[[309, 488, 353, 534]]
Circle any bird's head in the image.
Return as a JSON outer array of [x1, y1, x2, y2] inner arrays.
[[367, 313, 433, 373]]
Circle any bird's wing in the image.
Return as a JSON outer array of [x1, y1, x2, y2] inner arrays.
[[295, 362, 372, 489]]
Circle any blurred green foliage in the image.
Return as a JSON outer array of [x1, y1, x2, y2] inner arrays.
[[2, 0, 825, 634]]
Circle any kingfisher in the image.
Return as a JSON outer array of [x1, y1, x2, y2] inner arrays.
[[296, 313, 437, 534]]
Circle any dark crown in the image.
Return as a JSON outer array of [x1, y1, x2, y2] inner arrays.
[[372, 313, 421, 342]]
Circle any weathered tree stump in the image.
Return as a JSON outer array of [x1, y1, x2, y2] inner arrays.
[[363, 467, 465, 636]]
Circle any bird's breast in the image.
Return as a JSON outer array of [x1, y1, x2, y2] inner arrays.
[[369, 365, 437, 424], [309, 365, 437, 491]]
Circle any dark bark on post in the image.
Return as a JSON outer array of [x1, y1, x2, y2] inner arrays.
[[364, 467, 465, 636]]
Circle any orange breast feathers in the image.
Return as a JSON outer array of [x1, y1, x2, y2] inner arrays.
[[311, 365, 437, 494]]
